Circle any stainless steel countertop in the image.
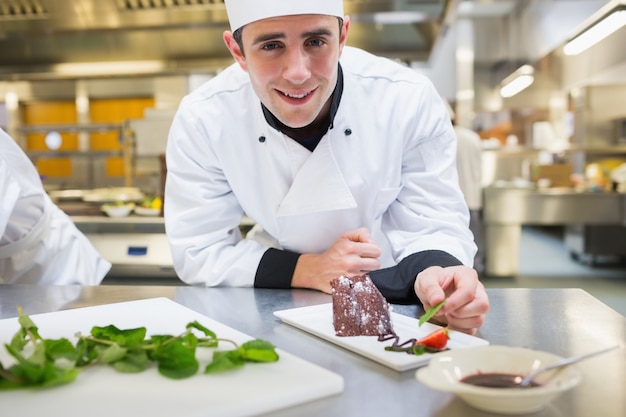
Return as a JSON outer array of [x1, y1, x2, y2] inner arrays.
[[1, 286, 624, 417]]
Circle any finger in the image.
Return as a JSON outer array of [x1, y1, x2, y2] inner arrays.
[[415, 267, 447, 309], [357, 257, 381, 273], [341, 253, 381, 276], [440, 268, 479, 314], [355, 241, 382, 259], [344, 227, 374, 244], [446, 314, 486, 334], [443, 284, 489, 330], [445, 298, 487, 320]]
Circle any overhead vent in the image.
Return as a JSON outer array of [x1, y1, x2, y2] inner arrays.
[[117, 0, 225, 11], [0, 0, 47, 19]]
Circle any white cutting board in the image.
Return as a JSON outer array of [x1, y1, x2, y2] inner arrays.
[[0, 298, 343, 417]]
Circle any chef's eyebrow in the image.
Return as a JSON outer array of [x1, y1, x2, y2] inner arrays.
[[252, 32, 285, 45], [252, 28, 334, 46]]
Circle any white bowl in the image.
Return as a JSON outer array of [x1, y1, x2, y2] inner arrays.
[[84, 187, 145, 203], [416, 345, 582, 415], [101, 203, 134, 217], [134, 206, 161, 217]]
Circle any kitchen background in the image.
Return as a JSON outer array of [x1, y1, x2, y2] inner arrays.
[[0, 0, 625, 312]]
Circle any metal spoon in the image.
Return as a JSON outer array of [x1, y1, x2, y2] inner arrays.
[[518, 345, 621, 388]]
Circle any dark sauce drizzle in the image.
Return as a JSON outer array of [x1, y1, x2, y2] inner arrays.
[[377, 333, 446, 355]]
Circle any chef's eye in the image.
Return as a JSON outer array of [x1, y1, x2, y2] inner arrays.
[[261, 42, 281, 51], [306, 38, 326, 47]]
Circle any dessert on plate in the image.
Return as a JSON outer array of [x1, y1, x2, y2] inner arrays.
[[331, 274, 394, 337]]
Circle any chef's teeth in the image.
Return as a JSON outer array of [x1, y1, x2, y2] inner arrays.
[[283, 91, 310, 99]]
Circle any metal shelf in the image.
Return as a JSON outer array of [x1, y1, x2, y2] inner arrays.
[[16, 123, 124, 134], [17, 122, 134, 189]]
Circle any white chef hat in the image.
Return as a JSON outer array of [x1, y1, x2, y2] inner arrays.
[[224, 0, 344, 32]]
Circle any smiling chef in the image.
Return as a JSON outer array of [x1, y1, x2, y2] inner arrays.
[[164, 0, 489, 334]]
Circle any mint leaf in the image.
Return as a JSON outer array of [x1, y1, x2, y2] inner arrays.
[[205, 350, 244, 374], [43, 338, 78, 362], [39, 365, 80, 388], [91, 325, 147, 348], [99, 343, 128, 363], [238, 340, 279, 363], [112, 350, 149, 373], [187, 321, 217, 339], [9, 328, 29, 352], [17, 311, 40, 340], [1, 311, 280, 389], [151, 339, 199, 379], [418, 299, 446, 326], [75, 338, 98, 367]]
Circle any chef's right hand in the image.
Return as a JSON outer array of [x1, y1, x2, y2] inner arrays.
[[291, 228, 382, 293], [414, 265, 489, 335]]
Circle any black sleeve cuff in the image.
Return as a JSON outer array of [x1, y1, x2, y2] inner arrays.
[[369, 250, 462, 305], [254, 248, 301, 289]]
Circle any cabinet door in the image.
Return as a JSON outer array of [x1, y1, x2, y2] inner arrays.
[[23, 101, 77, 178], [90, 97, 154, 177]]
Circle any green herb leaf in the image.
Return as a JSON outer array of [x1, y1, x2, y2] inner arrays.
[[238, 340, 279, 363], [29, 342, 48, 366], [205, 350, 245, 374], [17, 309, 40, 340], [418, 299, 446, 326], [43, 338, 78, 362], [383, 343, 445, 355], [187, 321, 217, 339], [39, 365, 80, 388], [91, 325, 147, 348], [99, 343, 128, 364], [75, 337, 98, 367], [9, 328, 29, 352], [112, 349, 149, 373], [1, 310, 280, 390], [151, 339, 199, 379], [0, 361, 25, 389]]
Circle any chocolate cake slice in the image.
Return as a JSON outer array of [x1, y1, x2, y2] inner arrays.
[[331, 275, 394, 337]]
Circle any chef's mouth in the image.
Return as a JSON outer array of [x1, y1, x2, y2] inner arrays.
[[278, 88, 316, 100]]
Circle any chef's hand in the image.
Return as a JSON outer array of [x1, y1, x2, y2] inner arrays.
[[414, 265, 489, 335], [291, 228, 382, 293]]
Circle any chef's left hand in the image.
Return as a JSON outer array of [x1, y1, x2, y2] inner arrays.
[[413, 265, 489, 335]]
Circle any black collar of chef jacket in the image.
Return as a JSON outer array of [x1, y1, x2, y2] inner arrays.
[[261, 63, 344, 152]]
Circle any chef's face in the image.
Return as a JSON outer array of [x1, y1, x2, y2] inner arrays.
[[224, 14, 349, 129]]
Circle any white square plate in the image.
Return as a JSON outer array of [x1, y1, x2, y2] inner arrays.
[[1, 298, 343, 417], [274, 303, 489, 372]]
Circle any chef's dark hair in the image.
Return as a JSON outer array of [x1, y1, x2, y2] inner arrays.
[[233, 17, 344, 56]]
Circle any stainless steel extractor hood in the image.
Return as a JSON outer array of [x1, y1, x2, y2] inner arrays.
[[0, 0, 452, 80]]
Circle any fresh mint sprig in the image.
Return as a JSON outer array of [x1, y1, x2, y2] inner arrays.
[[418, 299, 446, 326], [0, 307, 279, 390]]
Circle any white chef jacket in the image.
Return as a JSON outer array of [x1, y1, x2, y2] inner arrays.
[[0, 129, 111, 284], [165, 46, 475, 287]]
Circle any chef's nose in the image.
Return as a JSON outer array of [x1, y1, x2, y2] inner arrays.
[[282, 48, 311, 84]]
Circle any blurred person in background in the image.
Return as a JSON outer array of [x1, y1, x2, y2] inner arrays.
[[448, 102, 484, 275], [1, 128, 111, 284]]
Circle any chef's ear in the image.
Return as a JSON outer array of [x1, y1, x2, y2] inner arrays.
[[338, 16, 350, 57], [223, 30, 248, 72]]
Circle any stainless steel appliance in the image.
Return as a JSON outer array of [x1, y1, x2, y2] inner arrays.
[[72, 216, 177, 284]]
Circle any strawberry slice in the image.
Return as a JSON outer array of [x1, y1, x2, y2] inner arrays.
[[414, 327, 449, 350]]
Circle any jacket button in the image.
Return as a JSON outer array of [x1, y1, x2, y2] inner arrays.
[[258, 136, 266, 143], [344, 128, 352, 136]]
